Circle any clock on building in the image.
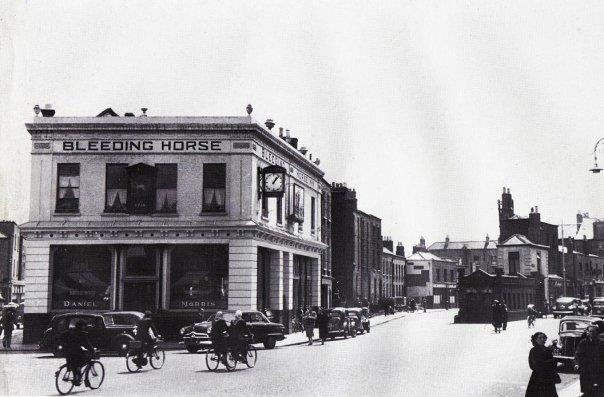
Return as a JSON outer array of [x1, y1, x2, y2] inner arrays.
[[261, 165, 286, 197]]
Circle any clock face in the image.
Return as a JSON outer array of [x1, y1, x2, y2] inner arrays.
[[264, 173, 284, 192]]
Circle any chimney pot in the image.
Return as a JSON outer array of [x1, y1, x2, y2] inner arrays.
[[40, 104, 55, 117], [140, 107, 148, 117], [279, 127, 284, 138], [286, 129, 290, 138], [503, 187, 506, 193], [300, 146, 308, 155]]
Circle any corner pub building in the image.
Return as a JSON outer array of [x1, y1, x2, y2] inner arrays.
[[21, 106, 326, 343]]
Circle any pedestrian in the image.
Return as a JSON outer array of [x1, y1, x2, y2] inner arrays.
[[409, 299, 416, 312], [316, 308, 329, 345], [574, 325, 604, 397], [525, 332, 560, 397], [492, 300, 503, 333], [383, 300, 389, 317], [501, 300, 509, 331], [422, 298, 427, 313], [303, 309, 316, 345], [2, 305, 15, 349]]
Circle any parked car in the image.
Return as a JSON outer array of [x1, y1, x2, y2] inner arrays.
[[346, 308, 370, 335], [326, 308, 352, 340], [552, 297, 582, 318], [180, 310, 286, 352], [591, 298, 604, 317], [552, 316, 604, 368], [581, 299, 592, 315], [39, 311, 143, 356]]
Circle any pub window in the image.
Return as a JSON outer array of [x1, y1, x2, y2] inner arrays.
[[52, 245, 112, 310], [276, 196, 283, 224], [105, 164, 128, 213], [155, 164, 177, 213], [436, 268, 440, 282], [443, 269, 448, 282], [56, 163, 80, 213], [169, 245, 228, 309], [202, 163, 226, 213], [508, 251, 519, 274], [311, 197, 316, 232]]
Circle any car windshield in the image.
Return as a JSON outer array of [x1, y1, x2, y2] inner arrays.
[[560, 320, 591, 332], [556, 298, 575, 305], [56, 316, 103, 331], [329, 312, 343, 318], [102, 313, 140, 326], [206, 313, 236, 323]]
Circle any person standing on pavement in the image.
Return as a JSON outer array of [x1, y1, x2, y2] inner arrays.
[[525, 332, 560, 397], [492, 300, 503, 333], [2, 305, 15, 349], [501, 300, 509, 331], [303, 309, 316, 345], [316, 308, 328, 345], [574, 325, 604, 397]]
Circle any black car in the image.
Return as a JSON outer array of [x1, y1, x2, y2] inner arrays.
[[180, 310, 286, 352], [39, 311, 144, 356], [592, 298, 604, 317]]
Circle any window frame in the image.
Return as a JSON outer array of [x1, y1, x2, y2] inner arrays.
[[56, 163, 80, 214], [202, 163, 227, 214]]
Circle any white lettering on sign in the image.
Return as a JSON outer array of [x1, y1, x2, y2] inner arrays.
[[57, 140, 224, 153], [261, 147, 288, 168], [63, 300, 99, 308], [291, 166, 315, 188]]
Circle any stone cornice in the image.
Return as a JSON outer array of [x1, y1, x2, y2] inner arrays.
[[20, 221, 326, 254]]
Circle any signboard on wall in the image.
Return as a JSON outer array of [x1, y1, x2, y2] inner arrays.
[[288, 183, 305, 223], [56, 139, 225, 153]]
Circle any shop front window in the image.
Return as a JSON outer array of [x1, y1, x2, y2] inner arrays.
[[52, 245, 112, 310], [169, 245, 228, 309], [124, 246, 158, 277]]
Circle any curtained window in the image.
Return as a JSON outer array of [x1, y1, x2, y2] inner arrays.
[[155, 164, 177, 213], [56, 163, 80, 213], [105, 164, 128, 213], [202, 163, 226, 213]]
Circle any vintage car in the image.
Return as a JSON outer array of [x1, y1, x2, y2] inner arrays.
[[346, 308, 370, 334], [180, 310, 286, 352], [39, 311, 144, 356], [552, 316, 604, 367], [552, 297, 583, 318], [326, 308, 353, 340], [591, 298, 604, 317]]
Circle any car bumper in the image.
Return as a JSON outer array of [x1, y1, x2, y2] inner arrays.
[[552, 310, 575, 315], [553, 354, 574, 362], [181, 334, 211, 348]]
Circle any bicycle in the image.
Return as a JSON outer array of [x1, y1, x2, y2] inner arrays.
[[55, 349, 105, 395], [205, 338, 257, 372], [125, 338, 165, 372]]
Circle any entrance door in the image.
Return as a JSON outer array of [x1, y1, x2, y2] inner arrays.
[[123, 281, 157, 312]]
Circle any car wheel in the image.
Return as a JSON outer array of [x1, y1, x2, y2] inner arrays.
[[263, 337, 276, 350], [186, 346, 200, 354]]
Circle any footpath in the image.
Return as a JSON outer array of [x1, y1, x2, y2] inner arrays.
[[558, 380, 581, 397], [0, 308, 439, 353]]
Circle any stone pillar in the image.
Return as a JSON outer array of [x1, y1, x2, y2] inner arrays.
[[228, 241, 258, 311], [283, 252, 293, 310], [268, 250, 284, 310], [22, 239, 51, 344], [311, 257, 321, 307]]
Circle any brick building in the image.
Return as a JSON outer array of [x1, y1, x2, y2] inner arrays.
[[405, 251, 458, 309], [428, 235, 497, 274], [331, 183, 381, 306], [381, 238, 405, 303]]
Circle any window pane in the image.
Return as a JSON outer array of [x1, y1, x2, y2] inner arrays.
[[203, 188, 225, 212], [124, 246, 158, 277], [127, 163, 157, 214], [203, 163, 226, 188], [56, 164, 80, 213], [52, 245, 112, 310], [169, 245, 228, 309], [155, 164, 177, 212], [106, 164, 128, 212]]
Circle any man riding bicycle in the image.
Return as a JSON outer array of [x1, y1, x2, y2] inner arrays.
[[134, 311, 161, 365], [229, 310, 251, 362], [209, 311, 229, 357], [58, 320, 94, 386]]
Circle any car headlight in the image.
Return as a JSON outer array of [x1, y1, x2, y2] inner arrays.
[[180, 327, 187, 335]]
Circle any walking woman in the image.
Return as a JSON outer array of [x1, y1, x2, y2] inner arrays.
[[303, 309, 316, 345], [525, 332, 560, 397]]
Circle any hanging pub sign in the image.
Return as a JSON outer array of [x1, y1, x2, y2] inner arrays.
[[288, 183, 305, 223], [261, 165, 286, 198]]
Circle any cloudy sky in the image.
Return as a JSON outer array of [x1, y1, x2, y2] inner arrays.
[[1, 1, 603, 249]]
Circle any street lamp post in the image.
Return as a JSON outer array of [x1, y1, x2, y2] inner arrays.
[[560, 221, 583, 297], [590, 137, 604, 173]]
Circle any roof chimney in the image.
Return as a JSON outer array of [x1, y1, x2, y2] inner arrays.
[[299, 146, 308, 155], [279, 127, 285, 139], [444, 235, 450, 249], [41, 104, 55, 117], [314, 158, 320, 165], [140, 107, 148, 117], [285, 129, 290, 138]]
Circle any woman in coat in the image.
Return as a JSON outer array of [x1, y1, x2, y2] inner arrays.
[[316, 308, 329, 345], [491, 300, 503, 333], [574, 325, 603, 396], [303, 310, 316, 345], [525, 332, 560, 397]]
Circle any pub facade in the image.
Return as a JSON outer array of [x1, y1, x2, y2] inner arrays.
[[21, 107, 326, 342]]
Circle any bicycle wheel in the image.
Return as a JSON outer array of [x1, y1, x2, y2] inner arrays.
[[149, 348, 165, 369], [224, 351, 237, 372], [55, 364, 74, 395], [205, 350, 220, 371], [85, 361, 105, 390], [125, 351, 140, 372], [245, 345, 257, 368]]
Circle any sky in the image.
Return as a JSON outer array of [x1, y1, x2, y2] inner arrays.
[[1, 1, 603, 250]]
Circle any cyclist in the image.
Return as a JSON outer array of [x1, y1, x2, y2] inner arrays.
[[209, 311, 229, 358], [134, 311, 161, 366], [229, 310, 251, 362], [58, 320, 94, 386]]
